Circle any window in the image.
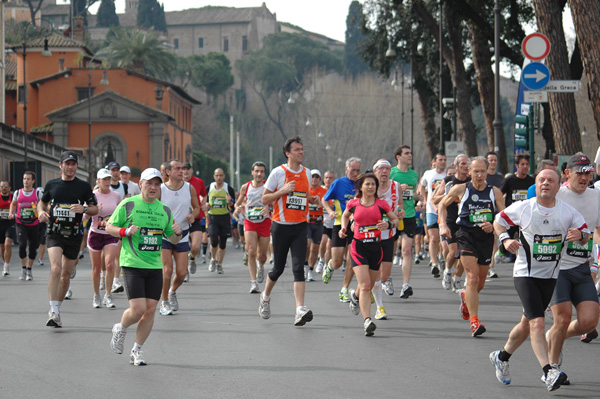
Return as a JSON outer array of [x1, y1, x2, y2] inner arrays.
[[223, 37, 229, 52], [242, 36, 248, 52], [198, 37, 204, 48], [18, 85, 25, 104], [174, 38, 179, 49], [77, 87, 94, 102]]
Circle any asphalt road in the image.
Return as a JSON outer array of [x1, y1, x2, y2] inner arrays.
[[1, 244, 599, 399]]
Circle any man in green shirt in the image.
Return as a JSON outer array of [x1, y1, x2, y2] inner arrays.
[[107, 168, 182, 366], [389, 145, 421, 299]]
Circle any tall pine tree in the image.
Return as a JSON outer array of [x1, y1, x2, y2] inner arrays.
[[97, 0, 119, 28], [137, 0, 167, 32], [344, 1, 369, 78]]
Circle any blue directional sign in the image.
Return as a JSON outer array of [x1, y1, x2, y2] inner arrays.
[[521, 62, 550, 90]]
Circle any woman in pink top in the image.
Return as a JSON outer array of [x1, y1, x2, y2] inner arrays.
[[88, 169, 122, 309], [339, 173, 399, 336]]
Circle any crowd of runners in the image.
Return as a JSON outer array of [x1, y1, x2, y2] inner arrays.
[[1, 140, 599, 391]]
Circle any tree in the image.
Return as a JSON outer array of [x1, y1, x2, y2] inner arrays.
[[344, 1, 370, 79], [97, 0, 120, 28], [24, 0, 44, 26], [96, 27, 176, 79], [237, 32, 343, 139], [178, 53, 234, 100], [137, 0, 167, 32]]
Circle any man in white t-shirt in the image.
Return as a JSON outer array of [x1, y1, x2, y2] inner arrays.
[[417, 153, 446, 277], [120, 166, 141, 197]]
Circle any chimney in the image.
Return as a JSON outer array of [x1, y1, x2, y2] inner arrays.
[[73, 16, 85, 42]]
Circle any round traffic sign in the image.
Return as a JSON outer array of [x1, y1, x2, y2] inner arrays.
[[522, 33, 551, 61]]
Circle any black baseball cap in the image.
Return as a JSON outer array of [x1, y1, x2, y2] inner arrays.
[[60, 151, 78, 163], [107, 161, 120, 170], [566, 153, 594, 173], [182, 162, 193, 169]]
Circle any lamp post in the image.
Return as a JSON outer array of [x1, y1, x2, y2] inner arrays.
[[439, 0, 444, 154], [87, 56, 109, 184], [22, 19, 52, 170]]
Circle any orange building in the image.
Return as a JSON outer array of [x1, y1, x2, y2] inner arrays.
[[8, 33, 199, 176]]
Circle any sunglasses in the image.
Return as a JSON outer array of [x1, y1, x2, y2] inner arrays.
[[0, 185, 9, 188]]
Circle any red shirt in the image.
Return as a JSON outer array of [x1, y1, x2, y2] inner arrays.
[[187, 176, 207, 219]]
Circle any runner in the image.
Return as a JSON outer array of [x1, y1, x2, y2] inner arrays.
[[259, 136, 317, 326], [341, 172, 399, 336], [182, 162, 208, 279], [87, 168, 122, 308], [206, 168, 235, 274], [37, 151, 98, 327], [1, 180, 15, 276], [234, 161, 271, 293], [389, 145, 421, 298], [305, 169, 327, 282], [159, 159, 200, 315], [438, 156, 504, 337], [317, 171, 335, 274], [485, 152, 505, 279], [120, 165, 141, 196], [108, 167, 182, 366], [490, 168, 587, 391], [373, 159, 404, 319], [548, 154, 600, 366], [322, 157, 361, 303], [418, 153, 446, 278], [9, 171, 42, 281]]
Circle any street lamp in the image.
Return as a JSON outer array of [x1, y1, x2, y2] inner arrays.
[[22, 19, 52, 170], [87, 56, 109, 183]]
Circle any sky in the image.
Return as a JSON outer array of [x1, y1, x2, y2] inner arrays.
[[76, 0, 355, 43]]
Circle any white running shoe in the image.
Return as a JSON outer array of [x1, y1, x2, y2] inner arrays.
[[103, 294, 116, 309], [452, 278, 463, 293], [2, 264, 9, 276], [364, 317, 376, 336], [294, 306, 313, 326], [249, 281, 259, 294], [70, 265, 77, 279], [392, 255, 399, 266], [26, 269, 33, 281], [168, 291, 179, 311], [442, 271, 452, 290], [111, 282, 124, 293], [38, 259, 44, 266], [383, 277, 394, 295], [99, 276, 106, 291], [257, 266, 264, 283], [130, 350, 146, 366], [110, 323, 126, 354], [258, 293, 270, 319], [64, 288, 73, 300], [488, 267, 499, 278], [159, 301, 173, 316], [19, 268, 26, 280], [217, 264, 223, 274], [93, 294, 101, 308], [307, 269, 315, 281], [349, 289, 360, 315], [209, 259, 217, 272], [46, 311, 62, 328], [315, 260, 324, 274]]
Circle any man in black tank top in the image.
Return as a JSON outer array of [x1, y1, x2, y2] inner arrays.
[[438, 157, 505, 337]]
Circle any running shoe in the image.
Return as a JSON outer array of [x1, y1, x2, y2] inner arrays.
[[242, 252, 248, 266], [459, 289, 470, 320], [489, 350, 511, 384], [249, 281, 259, 294], [307, 269, 315, 281], [2, 265, 9, 276], [168, 291, 179, 312], [183, 270, 189, 282], [375, 306, 387, 320], [93, 294, 101, 308], [19, 268, 26, 280], [38, 259, 44, 266], [581, 328, 599, 343], [349, 289, 360, 315], [398, 257, 403, 267], [103, 294, 116, 309], [392, 255, 400, 266], [541, 366, 570, 386], [257, 266, 264, 283], [209, 259, 216, 272], [111, 282, 124, 293], [452, 278, 462, 293], [545, 367, 567, 391], [294, 306, 313, 326], [258, 293, 270, 319], [399, 283, 413, 299], [70, 265, 77, 279], [339, 289, 350, 303], [414, 255, 420, 265], [442, 271, 452, 290], [99, 276, 106, 291], [470, 317, 486, 337], [341, 260, 346, 271], [217, 264, 223, 274], [384, 277, 394, 295], [364, 317, 376, 336], [488, 267, 498, 278], [26, 269, 33, 281], [159, 301, 173, 316], [201, 254, 206, 264], [315, 259, 324, 274], [110, 323, 126, 354], [64, 288, 73, 300], [130, 350, 146, 366], [189, 255, 197, 274], [269, 256, 273, 264], [431, 263, 440, 278], [46, 311, 62, 328], [322, 261, 333, 284]]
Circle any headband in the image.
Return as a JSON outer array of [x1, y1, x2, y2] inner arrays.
[[373, 160, 391, 170]]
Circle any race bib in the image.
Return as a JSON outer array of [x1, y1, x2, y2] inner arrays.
[[533, 234, 562, 262], [53, 204, 76, 219], [308, 203, 320, 212], [566, 239, 592, 258], [97, 216, 107, 231], [469, 209, 493, 223], [138, 227, 163, 251], [247, 207, 264, 221], [0, 209, 9, 219], [402, 187, 414, 201], [358, 224, 381, 242], [512, 190, 527, 202], [286, 191, 307, 211], [212, 197, 226, 209]]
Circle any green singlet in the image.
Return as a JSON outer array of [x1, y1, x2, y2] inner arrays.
[[390, 166, 418, 219]]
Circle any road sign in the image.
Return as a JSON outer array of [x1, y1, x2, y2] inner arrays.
[[544, 80, 581, 93], [522, 33, 551, 61], [521, 62, 550, 90], [445, 141, 464, 161], [524, 90, 548, 103]]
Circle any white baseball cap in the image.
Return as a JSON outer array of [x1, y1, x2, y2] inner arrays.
[[311, 169, 322, 178], [140, 168, 163, 182], [120, 165, 131, 173], [97, 168, 111, 179]]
